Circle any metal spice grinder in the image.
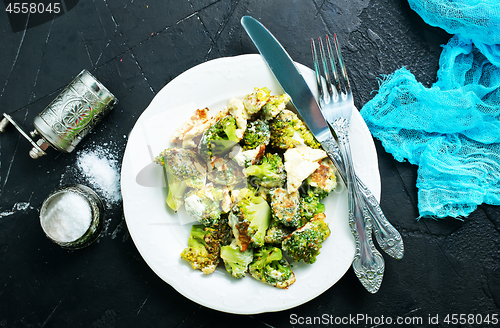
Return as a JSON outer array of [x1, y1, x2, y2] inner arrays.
[[0, 69, 117, 159]]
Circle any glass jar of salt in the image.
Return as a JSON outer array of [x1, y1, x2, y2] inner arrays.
[[40, 184, 104, 249]]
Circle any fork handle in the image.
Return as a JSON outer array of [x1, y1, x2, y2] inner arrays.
[[321, 137, 404, 260], [326, 121, 385, 293]]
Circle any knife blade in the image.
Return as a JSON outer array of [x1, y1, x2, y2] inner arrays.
[[241, 16, 332, 144]]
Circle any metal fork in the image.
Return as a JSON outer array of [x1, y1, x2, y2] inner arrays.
[[312, 35, 391, 293], [312, 35, 404, 261]]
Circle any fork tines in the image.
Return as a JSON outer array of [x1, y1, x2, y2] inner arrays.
[[311, 34, 351, 101]]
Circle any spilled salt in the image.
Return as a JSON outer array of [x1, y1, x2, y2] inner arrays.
[[76, 146, 121, 205], [41, 191, 92, 242]]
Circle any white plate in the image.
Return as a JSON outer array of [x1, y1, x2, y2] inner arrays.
[[121, 54, 380, 314]]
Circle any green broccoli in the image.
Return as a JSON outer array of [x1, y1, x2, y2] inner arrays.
[[302, 158, 338, 199], [198, 116, 240, 161], [243, 87, 271, 114], [220, 240, 254, 278], [241, 120, 270, 150], [269, 187, 301, 227], [180, 225, 222, 274], [155, 148, 207, 211], [269, 109, 321, 149], [282, 213, 331, 264], [268, 188, 324, 228], [208, 156, 246, 189], [184, 184, 223, 227], [264, 219, 293, 245], [248, 246, 296, 288], [228, 188, 272, 251], [260, 94, 291, 121], [243, 153, 286, 188], [297, 195, 325, 223]]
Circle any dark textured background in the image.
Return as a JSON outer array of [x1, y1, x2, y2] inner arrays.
[[1, 1, 499, 327]]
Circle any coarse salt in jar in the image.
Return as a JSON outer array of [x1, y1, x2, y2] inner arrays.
[[40, 184, 104, 249]]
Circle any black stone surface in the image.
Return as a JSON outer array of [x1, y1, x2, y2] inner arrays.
[[1, 1, 499, 327]]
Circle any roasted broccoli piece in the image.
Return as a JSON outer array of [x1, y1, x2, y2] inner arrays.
[[260, 94, 291, 121], [243, 87, 271, 114], [243, 153, 286, 188], [249, 245, 296, 288], [220, 240, 254, 278], [228, 188, 272, 251], [302, 158, 338, 199], [264, 219, 293, 245], [198, 116, 240, 161], [241, 119, 270, 150], [208, 156, 246, 189], [282, 213, 331, 264], [269, 187, 300, 227], [180, 225, 222, 274], [269, 109, 321, 149], [155, 148, 207, 211], [184, 184, 223, 227], [298, 195, 325, 222], [269, 188, 325, 228]]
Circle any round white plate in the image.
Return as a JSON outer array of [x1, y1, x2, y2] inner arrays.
[[121, 54, 380, 314]]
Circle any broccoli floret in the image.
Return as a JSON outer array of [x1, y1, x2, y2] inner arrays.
[[243, 87, 271, 114], [269, 109, 321, 149], [282, 213, 331, 264], [228, 189, 272, 251], [208, 156, 246, 189], [248, 246, 296, 288], [198, 116, 240, 161], [241, 120, 270, 150], [260, 94, 291, 121], [155, 148, 207, 211], [184, 184, 223, 227], [269, 188, 325, 228], [243, 153, 286, 188], [180, 225, 222, 274], [298, 195, 325, 222], [302, 158, 338, 199], [264, 219, 293, 245], [220, 240, 254, 278], [162, 171, 188, 212], [269, 187, 300, 227]]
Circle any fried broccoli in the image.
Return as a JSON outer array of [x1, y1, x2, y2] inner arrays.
[[243, 87, 271, 114], [228, 189, 271, 251], [269, 109, 321, 149], [260, 94, 291, 121], [269, 188, 324, 228], [249, 246, 296, 288], [269, 188, 300, 227], [282, 213, 331, 264], [243, 153, 286, 188], [220, 240, 254, 278], [184, 184, 223, 227], [264, 219, 293, 245], [155, 148, 207, 211], [302, 158, 338, 199], [180, 225, 222, 274], [198, 116, 240, 161], [241, 119, 270, 150], [208, 156, 246, 189]]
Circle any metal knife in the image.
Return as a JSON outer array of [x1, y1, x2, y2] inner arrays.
[[241, 15, 385, 293]]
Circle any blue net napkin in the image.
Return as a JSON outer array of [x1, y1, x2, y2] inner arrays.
[[360, 0, 500, 219]]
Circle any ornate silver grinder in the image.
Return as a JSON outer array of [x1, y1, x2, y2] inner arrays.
[[0, 69, 117, 158]]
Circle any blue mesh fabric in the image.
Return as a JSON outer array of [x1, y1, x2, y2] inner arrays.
[[360, 0, 500, 218]]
